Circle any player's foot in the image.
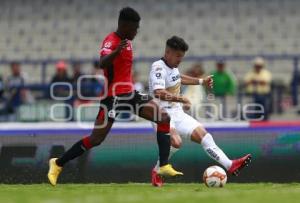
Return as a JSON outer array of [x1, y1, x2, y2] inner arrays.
[[228, 154, 252, 176], [47, 158, 62, 186], [151, 168, 164, 187], [157, 164, 183, 177]]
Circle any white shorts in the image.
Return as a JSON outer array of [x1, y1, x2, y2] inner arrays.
[[166, 107, 202, 139]]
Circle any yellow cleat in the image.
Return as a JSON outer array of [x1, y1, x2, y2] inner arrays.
[[157, 164, 183, 177], [47, 158, 62, 186]]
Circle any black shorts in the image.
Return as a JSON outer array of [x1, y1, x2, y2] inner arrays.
[[96, 91, 153, 122]]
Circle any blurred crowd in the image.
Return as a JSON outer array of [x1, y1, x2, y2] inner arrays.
[[0, 57, 297, 121], [182, 57, 273, 120], [0, 60, 104, 119]]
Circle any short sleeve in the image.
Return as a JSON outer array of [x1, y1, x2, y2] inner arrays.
[[100, 39, 116, 57], [150, 64, 167, 90]]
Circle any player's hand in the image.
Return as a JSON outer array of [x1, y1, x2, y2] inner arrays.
[[182, 97, 192, 111], [204, 75, 214, 89], [116, 39, 128, 53]]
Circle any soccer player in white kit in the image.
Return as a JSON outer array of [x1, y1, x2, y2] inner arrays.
[[149, 36, 252, 187]]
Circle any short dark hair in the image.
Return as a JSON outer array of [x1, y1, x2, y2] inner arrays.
[[166, 36, 189, 52], [118, 7, 140, 23]]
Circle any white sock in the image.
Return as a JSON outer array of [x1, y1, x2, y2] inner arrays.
[[154, 146, 179, 172], [201, 133, 232, 170]]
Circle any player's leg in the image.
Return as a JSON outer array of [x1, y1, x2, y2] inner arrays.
[[151, 127, 181, 186], [170, 127, 183, 149], [48, 104, 114, 186], [169, 128, 181, 162], [188, 120, 251, 176], [153, 128, 181, 171], [136, 99, 183, 177], [190, 126, 233, 170], [55, 118, 113, 167]]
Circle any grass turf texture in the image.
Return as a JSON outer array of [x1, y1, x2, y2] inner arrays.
[[1, 183, 300, 203]]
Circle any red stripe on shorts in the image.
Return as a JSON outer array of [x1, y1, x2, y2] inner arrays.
[[157, 123, 170, 133]]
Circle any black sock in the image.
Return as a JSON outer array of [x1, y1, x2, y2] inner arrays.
[[56, 140, 87, 167], [157, 132, 171, 166]]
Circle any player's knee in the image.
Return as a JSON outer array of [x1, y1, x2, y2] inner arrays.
[[89, 136, 104, 147], [191, 126, 208, 143], [172, 139, 182, 148], [92, 140, 102, 146]]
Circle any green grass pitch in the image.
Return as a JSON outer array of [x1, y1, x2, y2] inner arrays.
[[1, 183, 300, 203]]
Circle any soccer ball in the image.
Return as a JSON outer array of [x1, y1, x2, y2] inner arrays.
[[203, 165, 227, 187]]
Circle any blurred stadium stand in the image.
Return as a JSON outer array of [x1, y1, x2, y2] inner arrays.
[[0, 0, 300, 184], [0, 0, 299, 121], [1, 0, 300, 77]]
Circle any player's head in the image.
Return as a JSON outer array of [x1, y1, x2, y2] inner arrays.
[[164, 36, 189, 68], [118, 7, 140, 40]]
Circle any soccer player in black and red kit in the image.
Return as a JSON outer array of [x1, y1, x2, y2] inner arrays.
[[48, 7, 183, 186]]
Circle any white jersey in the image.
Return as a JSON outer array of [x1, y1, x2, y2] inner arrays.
[[149, 59, 182, 109], [149, 59, 202, 139]]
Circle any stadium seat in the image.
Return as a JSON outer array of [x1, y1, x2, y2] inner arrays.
[[0, 0, 299, 84]]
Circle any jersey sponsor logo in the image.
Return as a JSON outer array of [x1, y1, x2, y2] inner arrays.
[[171, 74, 180, 82], [155, 67, 163, 71]]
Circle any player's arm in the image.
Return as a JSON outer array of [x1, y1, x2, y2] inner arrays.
[[153, 89, 191, 111], [153, 89, 189, 103], [180, 74, 201, 85], [99, 39, 128, 68], [150, 66, 191, 110], [181, 74, 214, 89]]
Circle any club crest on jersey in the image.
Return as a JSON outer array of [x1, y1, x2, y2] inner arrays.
[[156, 73, 162, 79], [104, 42, 112, 48]]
